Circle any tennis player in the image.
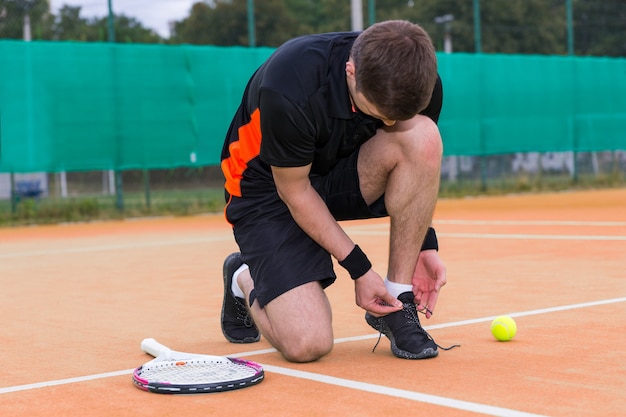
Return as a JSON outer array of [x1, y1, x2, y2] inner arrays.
[[220, 20, 445, 362]]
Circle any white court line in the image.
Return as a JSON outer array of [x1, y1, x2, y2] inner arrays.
[[334, 296, 626, 344], [262, 365, 550, 417], [435, 219, 626, 227], [3, 220, 624, 260], [3, 296, 626, 417], [350, 220, 626, 227], [343, 219, 626, 241], [439, 232, 626, 241], [0, 370, 134, 394], [349, 230, 626, 241], [0, 235, 232, 260]]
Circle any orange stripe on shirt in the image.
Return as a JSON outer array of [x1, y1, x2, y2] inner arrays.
[[221, 108, 262, 197]]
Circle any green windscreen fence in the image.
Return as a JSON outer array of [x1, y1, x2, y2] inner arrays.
[[1, 41, 625, 173], [438, 53, 626, 156], [0, 41, 275, 173]]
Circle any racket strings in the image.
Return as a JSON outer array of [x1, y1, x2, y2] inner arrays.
[[139, 359, 258, 384]]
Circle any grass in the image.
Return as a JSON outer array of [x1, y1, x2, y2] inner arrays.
[[438, 170, 625, 198], [0, 188, 225, 227], [1, 171, 624, 227]]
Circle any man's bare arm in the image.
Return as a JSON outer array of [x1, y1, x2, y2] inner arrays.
[[271, 164, 401, 315]]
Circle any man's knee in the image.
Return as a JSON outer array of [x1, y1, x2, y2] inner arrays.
[[360, 115, 442, 174], [399, 116, 443, 165], [280, 335, 333, 363], [264, 282, 334, 362]]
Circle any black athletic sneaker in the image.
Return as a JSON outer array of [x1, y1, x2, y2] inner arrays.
[[221, 253, 260, 344], [365, 291, 439, 359]]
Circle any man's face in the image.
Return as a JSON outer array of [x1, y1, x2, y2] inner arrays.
[[345, 60, 397, 127]]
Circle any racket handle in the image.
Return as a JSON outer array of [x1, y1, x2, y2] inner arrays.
[[141, 338, 170, 357]]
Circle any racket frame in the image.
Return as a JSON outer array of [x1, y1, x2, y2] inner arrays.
[[132, 338, 264, 394]]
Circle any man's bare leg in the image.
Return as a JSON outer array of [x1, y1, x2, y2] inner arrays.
[[357, 115, 445, 359], [231, 115, 441, 362], [236, 270, 334, 363], [357, 114, 443, 285]]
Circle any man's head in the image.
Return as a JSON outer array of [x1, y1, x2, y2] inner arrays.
[[348, 20, 438, 122]]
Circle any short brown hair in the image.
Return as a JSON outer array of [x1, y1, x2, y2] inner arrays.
[[350, 20, 438, 121]]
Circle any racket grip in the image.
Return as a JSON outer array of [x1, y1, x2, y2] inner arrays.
[[141, 338, 170, 357]]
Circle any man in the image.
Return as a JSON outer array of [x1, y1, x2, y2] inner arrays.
[[220, 20, 446, 363]]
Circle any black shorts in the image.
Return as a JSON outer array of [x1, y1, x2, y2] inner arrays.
[[224, 150, 387, 308]]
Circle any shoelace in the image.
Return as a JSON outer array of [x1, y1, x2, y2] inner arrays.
[[372, 302, 461, 353]]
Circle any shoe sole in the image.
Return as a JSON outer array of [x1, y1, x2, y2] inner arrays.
[[221, 253, 260, 344], [365, 314, 438, 360]]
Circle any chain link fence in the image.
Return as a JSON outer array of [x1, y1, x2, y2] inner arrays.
[[440, 151, 625, 193], [1, 1, 624, 223], [0, 0, 46, 40], [2, 151, 623, 216]]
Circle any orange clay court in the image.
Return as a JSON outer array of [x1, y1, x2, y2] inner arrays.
[[1, 188, 625, 417]]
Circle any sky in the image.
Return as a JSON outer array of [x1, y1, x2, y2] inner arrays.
[[49, 0, 201, 38]]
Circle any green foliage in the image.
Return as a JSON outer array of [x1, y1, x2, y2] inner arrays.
[[1, 0, 623, 56], [0, 1, 161, 42], [166, 0, 626, 56], [575, 0, 626, 56], [438, 172, 625, 199], [50, 5, 161, 43], [1, 196, 102, 225], [2, 174, 623, 226], [170, 0, 301, 46], [0, 0, 52, 39], [0, 188, 225, 226]]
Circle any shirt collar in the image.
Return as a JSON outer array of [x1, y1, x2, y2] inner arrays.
[[327, 45, 355, 119]]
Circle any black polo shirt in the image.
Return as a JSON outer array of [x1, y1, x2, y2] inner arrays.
[[221, 31, 442, 199]]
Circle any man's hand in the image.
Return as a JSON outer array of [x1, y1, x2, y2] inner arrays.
[[354, 270, 402, 316], [412, 249, 447, 319]]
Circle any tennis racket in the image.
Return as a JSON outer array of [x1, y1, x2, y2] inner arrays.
[[132, 338, 264, 394]]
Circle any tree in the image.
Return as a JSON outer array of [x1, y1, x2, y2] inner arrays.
[[50, 5, 161, 43], [2, 0, 624, 56], [374, 0, 568, 55], [50, 5, 89, 40], [0, 2, 161, 43], [0, 0, 53, 40], [479, 0, 567, 54], [575, 0, 626, 57], [171, 0, 300, 47], [287, 0, 351, 33], [92, 14, 162, 43]]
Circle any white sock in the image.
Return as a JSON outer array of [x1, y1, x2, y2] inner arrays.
[[384, 278, 413, 299], [231, 263, 248, 299]]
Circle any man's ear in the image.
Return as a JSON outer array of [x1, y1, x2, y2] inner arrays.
[[345, 59, 356, 80]]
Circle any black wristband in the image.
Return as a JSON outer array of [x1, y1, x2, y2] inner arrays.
[[339, 245, 372, 280], [421, 227, 439, 251]]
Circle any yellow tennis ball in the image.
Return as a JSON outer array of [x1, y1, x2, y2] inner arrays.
[[491, 315, 517, 341]]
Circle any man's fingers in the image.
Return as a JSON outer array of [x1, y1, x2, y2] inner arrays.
[[365, 294, 402, 317], [366, 303, 401, 317], [380, 292, 402, 309], [417, 291, 439, 318], [414, 289, 423, 306]]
